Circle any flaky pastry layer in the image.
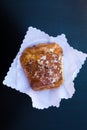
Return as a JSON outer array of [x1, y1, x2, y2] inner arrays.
[[20, 43, 63, 91]]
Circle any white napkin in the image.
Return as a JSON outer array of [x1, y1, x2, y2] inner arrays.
[[3, 27, 87, 109]]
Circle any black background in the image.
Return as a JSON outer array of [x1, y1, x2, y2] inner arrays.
[[0, 0, 87, 130]]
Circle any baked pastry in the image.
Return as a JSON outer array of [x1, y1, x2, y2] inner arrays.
[[20, 43, 63, 91]]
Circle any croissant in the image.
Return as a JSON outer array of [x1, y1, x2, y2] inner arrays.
[[20, 43, 63, 91]]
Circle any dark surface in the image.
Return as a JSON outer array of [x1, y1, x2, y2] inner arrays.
[[0, 0, 87, 130]]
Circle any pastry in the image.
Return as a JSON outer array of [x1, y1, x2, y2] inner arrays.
[[20, 43, 63, 90]]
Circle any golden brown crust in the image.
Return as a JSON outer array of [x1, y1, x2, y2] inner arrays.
[[20, 43, 63, 91]]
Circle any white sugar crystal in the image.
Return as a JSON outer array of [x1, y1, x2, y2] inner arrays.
[[50, 75, 59, 83], [48, 69, 53, 75], [49, 48, 54, 52], [58, 56, 61, 61], [46, 61, 49, 64], [40, 55, 46, 60], [54, 59, 58, 63]]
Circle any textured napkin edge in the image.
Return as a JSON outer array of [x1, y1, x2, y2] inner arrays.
[[2, 27, 87, 109]]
